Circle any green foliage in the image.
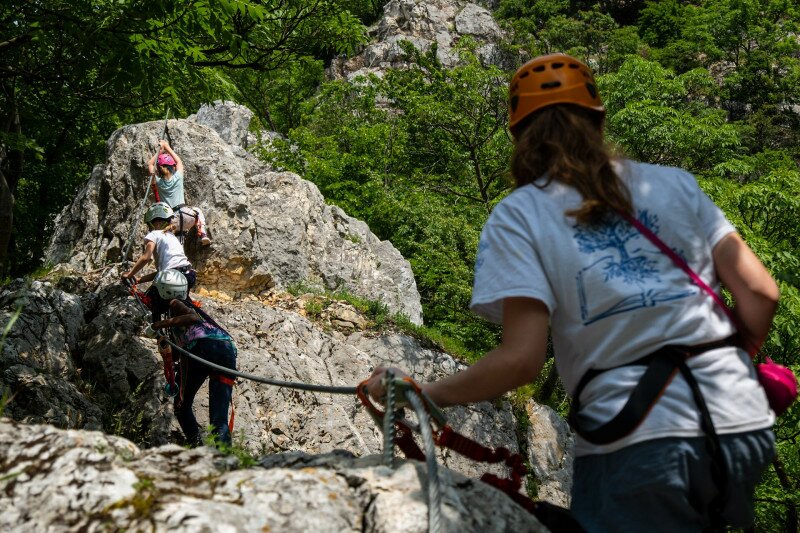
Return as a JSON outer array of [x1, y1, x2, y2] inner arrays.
[[270, 47, 507, 354], [303, 298, 325, 319], [601, 57, 742, 170], [1, 0, 369, 276], [105, 381, 150, 446], [206, 431, 259, 467], [383, 41, 512, 212]]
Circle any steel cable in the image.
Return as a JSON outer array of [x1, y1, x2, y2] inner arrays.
[[382, 369, 396, 466], [406, 390, 444, 533], [164, 339, 356, 395]]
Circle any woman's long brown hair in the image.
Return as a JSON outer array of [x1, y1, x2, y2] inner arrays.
[[511, 104, 632, 225]]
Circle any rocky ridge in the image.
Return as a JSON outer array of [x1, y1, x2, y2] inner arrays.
[[0, 104, 569, 530], [45, 105, 422, 325], [1, 57, 575, 530], [328, 0, 506, 81]]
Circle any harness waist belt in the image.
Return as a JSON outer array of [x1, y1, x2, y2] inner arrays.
[[568, 335, 736, 445]]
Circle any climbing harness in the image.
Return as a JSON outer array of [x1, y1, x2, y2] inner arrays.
[[120, 108, 171, 263], [173, 204, 201, 245]]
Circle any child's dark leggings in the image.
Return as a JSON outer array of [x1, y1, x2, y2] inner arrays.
[[174, 338, 237, 446]]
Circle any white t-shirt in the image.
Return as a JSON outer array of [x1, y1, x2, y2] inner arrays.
[[156, 170, 185, 208], [471, 160, 774, 456], [144, 230, 191, 272]]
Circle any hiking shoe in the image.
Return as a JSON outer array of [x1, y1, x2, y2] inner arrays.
[[200, 236, 212, 246]]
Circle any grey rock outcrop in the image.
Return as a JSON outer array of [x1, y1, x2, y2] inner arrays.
[[0, 269, 523, 483], [0, 419, 546, 532], [0, 279, 103, 430], [328, 0, 505, 81], [0, 102, 577, 525], [189, 100, 254, 149], [526, 401, 574, 507], [44, 110, 422, 324]]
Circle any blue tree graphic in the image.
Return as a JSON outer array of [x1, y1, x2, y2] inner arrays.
[[573, 210, 695, 324], [574, 210, 661, 285]]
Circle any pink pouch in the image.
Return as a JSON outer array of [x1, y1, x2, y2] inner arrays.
[[758, 358, 798, 416]]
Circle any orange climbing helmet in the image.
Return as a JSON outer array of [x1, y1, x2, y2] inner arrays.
[[508, 53, 604, 137]]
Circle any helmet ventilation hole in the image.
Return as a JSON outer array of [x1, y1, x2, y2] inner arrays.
[[552, 62, 564, 69], [532, 65, 546, 72], [519, 71, 529, 78], [569, 63, 579, 69], [541, 81, 562, 89], [586, 83, 598, 98]]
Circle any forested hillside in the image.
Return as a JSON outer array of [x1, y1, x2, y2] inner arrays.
[[2, 0, 799, 529]]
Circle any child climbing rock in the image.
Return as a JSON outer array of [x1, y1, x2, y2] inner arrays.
[[148, 140, 211, 246], [121, 202, 197, 321], [150, 269, 237, 447]]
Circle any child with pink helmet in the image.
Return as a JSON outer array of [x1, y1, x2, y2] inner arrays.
[[148, 140, 211, 246]]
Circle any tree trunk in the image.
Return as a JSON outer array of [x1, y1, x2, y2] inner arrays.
[[0, 83, 23, 276], [773, 455, 799, 532], [0, 163, 13, 276]]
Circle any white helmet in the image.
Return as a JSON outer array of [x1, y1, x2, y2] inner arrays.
[[153, 269, 188, 300], [144, 202, 174, 223]]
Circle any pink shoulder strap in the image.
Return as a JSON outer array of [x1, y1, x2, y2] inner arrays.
[[618, 211, 739, 327]]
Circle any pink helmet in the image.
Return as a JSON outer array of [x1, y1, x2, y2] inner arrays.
[[157, 153, 176, 166]]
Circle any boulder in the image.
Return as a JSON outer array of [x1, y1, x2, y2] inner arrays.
[[0, 279, 102, 430], [526, 401, 574, 508], [44, 109, 423, 324], [189, 100, 254, 149], [0, 419, 547, 532]]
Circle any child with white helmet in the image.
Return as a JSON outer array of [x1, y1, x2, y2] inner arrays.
[[150, 269, 237, 447], [148, 140, 211, 246], [121, 202, 197, 320]]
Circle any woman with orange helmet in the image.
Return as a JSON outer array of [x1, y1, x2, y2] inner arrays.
[[366, 53, 778, 531]]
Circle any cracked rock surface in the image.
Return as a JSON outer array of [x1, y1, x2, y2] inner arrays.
[[328, 0, 506, 81], [0, 419, 546, 532], [44, 106, 422, 324], [0, 272, 525, 484], [0, 101, 576, 526]]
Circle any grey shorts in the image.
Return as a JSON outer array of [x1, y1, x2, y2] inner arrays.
[[571, 429, 775, 532]]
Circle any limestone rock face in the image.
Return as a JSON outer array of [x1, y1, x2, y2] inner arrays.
[[526, 400, 574, 508], [0, 270, 524, 484], [0, 102, 578, 525], [0, 419, 547, 532], [0, 279, 103, 430], [189, 100, 254, 149], [328, 0, 505, 81], [155, 295, 521, 482], [44, 107, 422, 324]]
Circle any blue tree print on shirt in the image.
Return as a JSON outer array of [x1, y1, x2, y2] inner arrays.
[[575, 210, 695, 325]]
